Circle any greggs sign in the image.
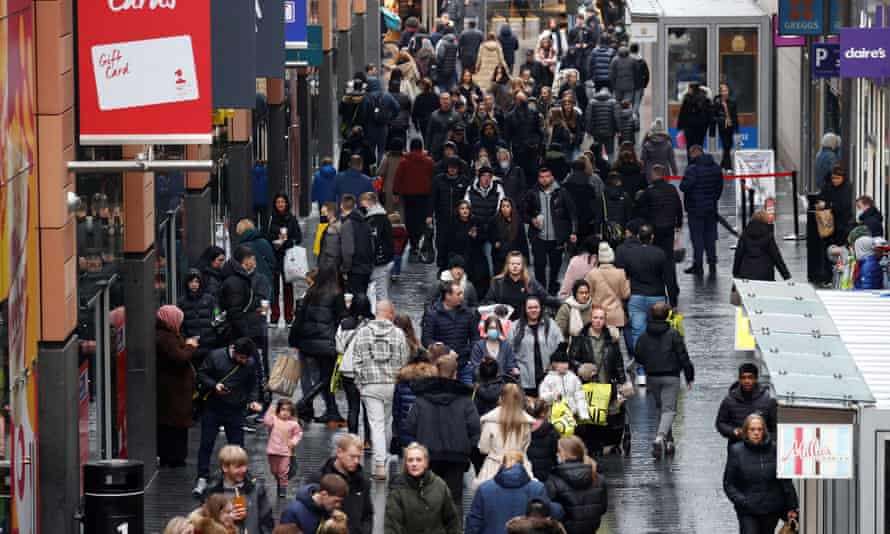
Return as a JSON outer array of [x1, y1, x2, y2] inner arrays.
[[840, 27, 890, 79], [777, 424, 853, 479], [77, 0, 212, 144]]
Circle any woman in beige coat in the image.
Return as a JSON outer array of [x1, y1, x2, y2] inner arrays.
[[583, 242, 631, 328], [473, 383, 536, 490], [474, 33, 509, 86]]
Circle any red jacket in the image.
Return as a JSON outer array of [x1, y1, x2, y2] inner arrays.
[[393, 150, 435, 196]]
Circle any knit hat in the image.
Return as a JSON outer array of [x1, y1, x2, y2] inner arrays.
[[649, 118, 667, 135], [551, 342, 569, 363], [448, 254, 466, 269], [598, 242, 615, 264]]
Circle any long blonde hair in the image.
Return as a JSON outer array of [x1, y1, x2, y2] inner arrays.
[[498, 383, 528, 442], [495, 251, 532, 289], [558, 436, 598, 483]]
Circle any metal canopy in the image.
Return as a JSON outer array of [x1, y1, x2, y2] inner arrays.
[[656, 0, 765, 18], [735, 279, 875, 406]]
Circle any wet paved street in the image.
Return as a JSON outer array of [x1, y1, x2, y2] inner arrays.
[[146, 188, 809, 533]]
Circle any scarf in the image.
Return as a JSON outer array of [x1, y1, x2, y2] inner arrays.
[[529, 323, 544, 386], [564, 297, 591, 336]]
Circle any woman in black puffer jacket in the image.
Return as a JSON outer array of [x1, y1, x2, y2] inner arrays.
[[196, 246, 227, 299], [290, 267, 346, 425], [545, 436, 607, 534], [732, 211, 791, 282], [178, 270, 216, 356], [724, 414, 799, 534]]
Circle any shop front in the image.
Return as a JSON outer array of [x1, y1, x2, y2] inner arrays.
[[644, 0, 771, 151], [735, 280, 890, 534]]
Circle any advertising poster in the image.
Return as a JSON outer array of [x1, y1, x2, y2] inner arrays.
[[285, 0, 308, 49], [77, 0, 212, 144], [734, 150, 777, 224], [777, 424, 853, 479]]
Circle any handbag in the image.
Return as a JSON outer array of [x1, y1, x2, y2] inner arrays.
[[418, 223, 436, 264], [550, 399, 577, 437], [601, 194, 624, 247], [673, 234, 687, 263], [778, 518, 798, 534], [284, 246, 309, 283], [815, 208, 835, 239], [267, 351, 302, 397]]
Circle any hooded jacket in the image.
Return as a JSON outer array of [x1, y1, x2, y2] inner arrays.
[[498, 26, 519, 67], [680, 152, 724, 217], [562, 170, 604, 235], [290, 291, 345, 356], [421, 300, 479, 363], [732, 220, 791, 281], [393, 150, 435, 196], [238, 228, 277, 281], [603, 181, 634, 229], [522, 181, 578, 243], [609, 48, 636, 93], [179, 272, 216, 340], [392, 361, 438, 449], [340, 210, 375, 275], [281, 483, 329, 532], [204, 476, 273, 534], [407, 376, 481, 463], [359, 78, 399, 141], [585, 91, 618, 138], [858, 206, 884, 237], [640, 132, 678, 177], [312, 164, 338, 207], [384, 470, 461, 534], [465, 178, 506, 236], [527, 420, 560, 482], [352, 320, 409, 387], [587, 45, 614, 83], [545, 461, 608, 534], [218, 259, 264, 340], [633, 320, 694, 383], [466, 465, 550, 534], [309, 458, 374, 534], [724, 438, 799, 516], [715, 382, 778, 443], [365, 204, 395, 266], [855, 237, 883, 290]]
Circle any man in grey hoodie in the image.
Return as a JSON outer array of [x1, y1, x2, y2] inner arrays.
[[609, 46, 637, 103], [641, 118, 678, 178]]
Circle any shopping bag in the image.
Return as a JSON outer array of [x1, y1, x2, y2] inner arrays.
[[778, 519, 798, 534], [667, 310, 685, 337], [283, 246, 309, 282], [676, 130, 687, 150], [550, 400, 577, 437], [267, 351, 302, 397], [581, 383, 612, 426], [418, 224, 436, 264], [815, 209, 835, 239]]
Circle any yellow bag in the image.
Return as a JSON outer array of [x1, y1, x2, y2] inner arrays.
[[550, 400, 576, 437], [581, 383, 612, 426], [667, 310, 685, 337], [330, 352, 344, 393]]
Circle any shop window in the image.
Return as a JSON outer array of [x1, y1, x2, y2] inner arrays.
[[667, 28, 707, 104]]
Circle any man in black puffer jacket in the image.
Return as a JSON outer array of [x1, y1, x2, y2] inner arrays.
[[715, 363, 777, 446], [680, 145, 724, 274], [430, 158, 472, 270], [339, 195, 375, 295], [545, 450, 608, 534], [219, 246, 267, 344], [407, 354, 480, 510], [421, 281, 479, 380], [585, 88, 618, 160], [562, 159, 604, 243], [634, 301, 694, 458], [636, 164, 684, 266]]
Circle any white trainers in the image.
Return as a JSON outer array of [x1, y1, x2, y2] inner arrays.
[[192, 477, 208, 498]]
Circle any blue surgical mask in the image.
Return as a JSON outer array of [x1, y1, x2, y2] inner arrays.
[[486, 329, 500, 340], [856, 209, 864, 219]]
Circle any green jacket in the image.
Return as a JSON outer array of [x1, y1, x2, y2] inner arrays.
[[238, 228, 278, 282], [384, 470, 461, 534]]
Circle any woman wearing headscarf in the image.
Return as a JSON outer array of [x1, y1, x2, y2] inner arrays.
[[156, 305, 198, 467], [555, 279, 593, 342]]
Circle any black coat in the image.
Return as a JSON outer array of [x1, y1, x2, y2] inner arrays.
[[218, 261, 265, 340], [724, 438, 799, 516], [615, 238, 679, 306], [633, 320, 694, 383], [309, 458, 373, 534], [426, 109, 462, 160], [365, 206, 395, 266], [473, 378, 505, 418], [406, 376, 481, 463], [267, 202, 303, 270], [715, 383, 778, 443], [484, 276, 558, 320], [458, 28, 484, 67], [178, 289, 216, 340], [732, 221, 791, 281], [498, 27, 519, 67], [636, 180, 684, 232], [603, 183, 633, 229], [495, 165, 527, 203], [505, 105, 545, 150], [545, 462, 608, 534], [341, 210, 375, 276], [859, 206, 885, 237], [413, 92, 440, 137], [585, 93, 618, 138], [527, 421, 560, 482], [680, 153, 724, 217], [339, 136, 376, 175], [677, 91, 712, 139], [202, 265, 225, 300], [430, 172, 472, 222], [490, 216, 530, 267], [421, 300, 479, 363], [289, 292, 345, 357], [436, 35, 460, 79], [561, 171, 602, 237], [613, 162, 647, 204], [713, 96, 739, 134], [447, 218, 490, 284], [197, 347, 261, 414], [466, 180, 504, 237], [522, 183, 578, 243], [817, 179, 854, 244]]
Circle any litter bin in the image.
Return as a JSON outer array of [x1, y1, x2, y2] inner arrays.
[[84, 460, 144, 534]]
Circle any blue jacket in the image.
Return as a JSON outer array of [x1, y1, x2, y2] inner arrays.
[[814, 148, 839, 188], [588, 46, 614, 83], [391, 361, 437, 451], [311, 164, 338, 207], [855, 256, 884, 289], [469, 339, 518, 378], [333, 169, 375, 205], [680, 153, 724, 217], [421, 300, 479, 364], [280, 483, 328, 531], [465, 464, 552, 534]]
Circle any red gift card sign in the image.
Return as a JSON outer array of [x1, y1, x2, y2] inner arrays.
[[77, 0, 212, 145]]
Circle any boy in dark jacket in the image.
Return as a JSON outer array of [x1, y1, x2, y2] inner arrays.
[[715, 363, 777, 446], [280, 474, 349, 531], [406, 354, 481, 510], [201, 445, 274, 534], [634, 302, 693, 458], [856, 195, 885, 237]]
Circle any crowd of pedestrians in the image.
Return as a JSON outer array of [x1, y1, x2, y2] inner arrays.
[[159, 3, 804, 534]]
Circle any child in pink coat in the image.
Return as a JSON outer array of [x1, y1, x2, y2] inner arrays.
[[264, 399, 303, 498]]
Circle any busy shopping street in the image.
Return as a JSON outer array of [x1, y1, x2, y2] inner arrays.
[[2, 0, 890, 533]]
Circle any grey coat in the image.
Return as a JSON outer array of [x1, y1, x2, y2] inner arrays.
[[641, 132, 678, 178], [505, 318, 564, 390], [318, 221, 343, 271], [609, 52, 637, 94]]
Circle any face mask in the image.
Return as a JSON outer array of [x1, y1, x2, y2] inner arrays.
[[487, 329, 500, 340], [856, 209, 864, 219], [500, 161, 510, 170]]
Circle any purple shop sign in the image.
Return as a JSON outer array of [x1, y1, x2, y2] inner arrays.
[[773, 15, 805, 47], [840, 27, 890, 78]]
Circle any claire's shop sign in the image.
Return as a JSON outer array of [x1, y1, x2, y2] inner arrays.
[[840, 27, 890, 79], [77, 0, 212, 144]]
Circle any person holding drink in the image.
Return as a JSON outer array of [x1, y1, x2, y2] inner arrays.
[[201, 445, 274, 534]]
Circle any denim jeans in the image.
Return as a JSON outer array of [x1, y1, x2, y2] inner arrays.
[[628, 294, 666, 353], [392, 254, 403, 276], [361, 383, 394, 467], [632, 89, 644, 113], [369, 262, 393, 302], [197, 409, 244, 478]]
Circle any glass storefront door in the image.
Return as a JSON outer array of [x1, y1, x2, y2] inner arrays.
[[718, 27, 759, 149], [666, 27, 709, 147]]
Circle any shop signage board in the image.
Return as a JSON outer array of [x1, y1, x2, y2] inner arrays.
[[285, 0, 308, 49], [256, 0, 285, 77], [777, 424, 853, 479], [840, 28, 890, 79], [773, 15, 805, 47], [813, 42, 841, 78], [631, 22, 657, 43], [77, 0, 212, 145], [778, 0, 841, 35]]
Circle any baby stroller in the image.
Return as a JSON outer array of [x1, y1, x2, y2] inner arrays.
[[576, 385, 632, 457], [571, 342, 633, 457]]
